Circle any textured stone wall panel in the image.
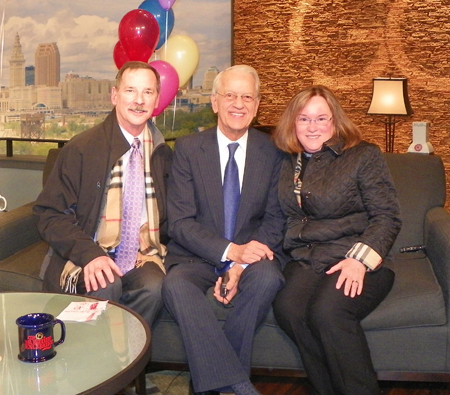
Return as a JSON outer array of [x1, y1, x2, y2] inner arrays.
[[234, 0, 450, 209]]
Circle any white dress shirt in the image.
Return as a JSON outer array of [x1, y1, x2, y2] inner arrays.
[[217, 128, 248, 189]]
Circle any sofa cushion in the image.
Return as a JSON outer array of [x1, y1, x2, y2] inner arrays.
[[155, 252, 446, 333], [0, 202, 41, 261], [383, 153, 446, 253], [361, 253, 446, 330], [0, 241, 46, 291], [202, 254, 446, 331]]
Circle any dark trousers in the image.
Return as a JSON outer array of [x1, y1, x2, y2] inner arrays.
[[273, 261, 395, 395], [162, 259, 285, 393], [88, 261, 165, 328]]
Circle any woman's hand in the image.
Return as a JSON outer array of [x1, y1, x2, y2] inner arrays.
[[326, 258, 366, 297]]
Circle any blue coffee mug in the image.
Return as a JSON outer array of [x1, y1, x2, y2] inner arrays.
[[16, 313, 66, 363]]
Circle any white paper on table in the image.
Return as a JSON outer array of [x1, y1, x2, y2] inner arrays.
[[57, 301, 109, 322]]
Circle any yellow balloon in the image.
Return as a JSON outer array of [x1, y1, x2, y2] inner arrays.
[[157, 34, 200, 87]]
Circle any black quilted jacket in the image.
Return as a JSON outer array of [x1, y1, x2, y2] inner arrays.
[[279, 141, 402, 273]]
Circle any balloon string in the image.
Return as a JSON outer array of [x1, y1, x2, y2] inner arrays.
[[164, 10, 175, 133], [0, 0, 6, 80], [172, 98, 177, 133], [162, 106, 167, 133], [165, 10, 169, 55], [163, 11, 168, 60]]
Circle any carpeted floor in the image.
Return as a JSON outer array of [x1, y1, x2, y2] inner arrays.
[[122, 370, 191, 395], [121, 370, 235, 395]]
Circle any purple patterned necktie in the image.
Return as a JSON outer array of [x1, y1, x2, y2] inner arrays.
[[115, 138, 144, 274], [223, 142, 240, 241]]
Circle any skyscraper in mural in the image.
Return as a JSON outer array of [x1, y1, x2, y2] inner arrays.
[[9, 33, 25, 88], [202, 67, 219, 90], [35, 43, 60, 87], [25, 66, 35, 86]]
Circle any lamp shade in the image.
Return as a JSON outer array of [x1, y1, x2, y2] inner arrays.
[[367, 78, 413, 116]]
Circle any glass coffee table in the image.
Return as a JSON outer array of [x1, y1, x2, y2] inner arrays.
[[0, 292, 151, 395]]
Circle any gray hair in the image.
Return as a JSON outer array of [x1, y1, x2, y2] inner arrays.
[[212, 65, 260, 98]]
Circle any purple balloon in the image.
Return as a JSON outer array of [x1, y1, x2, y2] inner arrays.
[[150, 60, 180, 116], [157, 0, 176, 10]]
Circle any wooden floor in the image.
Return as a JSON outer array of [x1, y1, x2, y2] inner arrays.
[[252, 376, 450, 395], [118, 373, 450, 395]]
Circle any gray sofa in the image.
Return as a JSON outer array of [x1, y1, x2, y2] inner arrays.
[[2, 151, 450, 382]]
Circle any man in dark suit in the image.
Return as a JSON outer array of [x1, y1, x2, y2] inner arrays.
[[162, 65, 285, 395]]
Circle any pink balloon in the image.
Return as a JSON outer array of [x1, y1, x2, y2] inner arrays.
[[150, 60, 179, 116], [118, 9, 160, 62], [113, 41, 130, 69], [157, 0, 176, 10]]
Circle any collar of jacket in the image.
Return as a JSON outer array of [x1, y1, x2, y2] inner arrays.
[[147, 120, 166, 148], [322, 138, 345, 156]]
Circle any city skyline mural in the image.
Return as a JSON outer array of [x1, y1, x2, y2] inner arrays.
[[0, 0, 231, 87]]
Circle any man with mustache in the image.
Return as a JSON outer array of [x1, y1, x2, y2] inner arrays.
[[34, 61, 172, 328]]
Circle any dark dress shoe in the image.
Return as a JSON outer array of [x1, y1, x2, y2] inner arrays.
[[189, 380, 220, 395]]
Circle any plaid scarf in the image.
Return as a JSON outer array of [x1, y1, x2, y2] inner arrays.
[[96, 124, 166, 273], [294, 153, 303, 207], [293, 152, 314, 208]]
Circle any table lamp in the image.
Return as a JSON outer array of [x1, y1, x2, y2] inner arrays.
[[367, 77, 413, 152]]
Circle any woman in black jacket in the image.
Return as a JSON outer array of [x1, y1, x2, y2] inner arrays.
[[272, 85, 402, 395]]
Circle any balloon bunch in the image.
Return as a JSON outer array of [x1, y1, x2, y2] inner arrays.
[[113, 0, 200, 116]]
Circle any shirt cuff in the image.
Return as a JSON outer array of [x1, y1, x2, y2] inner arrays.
[[221, 244, 248, 270], [221, 243, 231, 262], [346, 242, 382, 271]]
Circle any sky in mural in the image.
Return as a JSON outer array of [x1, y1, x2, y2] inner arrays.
[[1, 0, 231, 86]]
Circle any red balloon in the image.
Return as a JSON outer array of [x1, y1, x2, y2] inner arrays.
[[113, 41, 130, 69], [118, 9, 160, 63]]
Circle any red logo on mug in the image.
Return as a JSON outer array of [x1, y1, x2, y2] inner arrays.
[[24, 333, 53, 351]]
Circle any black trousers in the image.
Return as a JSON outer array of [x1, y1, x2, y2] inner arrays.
[[273, 261, 394, 395]]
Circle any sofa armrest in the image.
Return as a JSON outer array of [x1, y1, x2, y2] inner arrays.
[[424, 206, 450, 306], [0, 202, 42, 261]]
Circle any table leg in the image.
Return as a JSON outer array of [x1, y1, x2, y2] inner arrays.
[[135, 370, 147, 395]]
